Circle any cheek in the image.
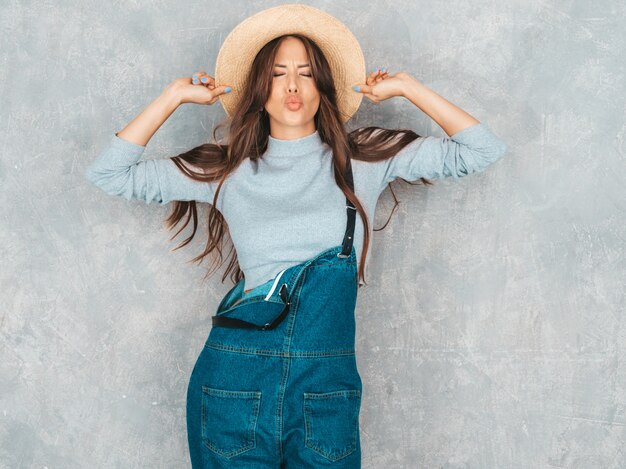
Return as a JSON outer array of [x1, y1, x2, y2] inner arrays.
[[304, 87, 320, 103], [267, 92, 280, 107]]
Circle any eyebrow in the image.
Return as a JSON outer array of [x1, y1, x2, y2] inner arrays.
[[274, 63, 311, 68]]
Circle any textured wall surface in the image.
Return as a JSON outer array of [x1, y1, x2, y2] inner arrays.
[[2, 0, 625, 468]]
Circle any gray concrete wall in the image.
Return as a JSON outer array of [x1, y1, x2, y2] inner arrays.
[[2, 1, 624, 467]]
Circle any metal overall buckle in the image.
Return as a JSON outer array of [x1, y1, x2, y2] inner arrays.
[[260, 283, 290, 330]]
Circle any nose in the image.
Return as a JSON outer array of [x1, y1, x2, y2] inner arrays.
[[287, 74, 299, 93]]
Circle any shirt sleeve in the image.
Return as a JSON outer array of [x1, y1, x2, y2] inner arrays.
[[85, 134, 217, 205], [376, 122, 508, 192]]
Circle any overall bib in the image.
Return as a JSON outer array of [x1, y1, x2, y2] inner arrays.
[[186, 158, 362, 468]]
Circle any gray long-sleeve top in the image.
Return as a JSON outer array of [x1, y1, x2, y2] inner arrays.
[[85, 122, 507, 291]]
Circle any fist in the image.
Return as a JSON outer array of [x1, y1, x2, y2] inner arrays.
[[168, 71, 233, 106], [353, 69, 411, 104]]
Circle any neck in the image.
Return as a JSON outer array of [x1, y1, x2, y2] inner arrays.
[[265, 130, 324, 158]]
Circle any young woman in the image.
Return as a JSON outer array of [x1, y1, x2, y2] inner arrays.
[[85, 5, 507, 468]]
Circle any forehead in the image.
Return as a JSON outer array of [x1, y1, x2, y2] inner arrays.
[[274, 37, 309, 62]]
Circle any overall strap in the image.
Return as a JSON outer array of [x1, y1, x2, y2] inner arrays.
[[337, 156, 356, 258]]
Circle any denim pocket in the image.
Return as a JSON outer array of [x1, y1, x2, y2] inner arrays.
[[303, 389, 361, 462], [201, 385, 261, 459]]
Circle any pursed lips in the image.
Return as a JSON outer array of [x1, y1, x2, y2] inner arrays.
[[285, 97, 303, 110]]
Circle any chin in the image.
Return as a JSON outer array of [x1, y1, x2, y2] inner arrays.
[[282, 114, 309, 123]]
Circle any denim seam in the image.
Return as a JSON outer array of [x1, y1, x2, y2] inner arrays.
[[275, 350, 289, 462], [204, 342, 356, 357], [305, 261, 356, 270], [276, 265, 310, 463]]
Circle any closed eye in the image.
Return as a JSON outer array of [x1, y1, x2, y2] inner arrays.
[[273, 74, 312, 77]]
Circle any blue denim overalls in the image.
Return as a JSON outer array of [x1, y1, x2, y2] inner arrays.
[[186, 158, 363, 468]]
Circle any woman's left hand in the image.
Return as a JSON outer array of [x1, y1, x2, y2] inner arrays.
[[353, 69, 413, 104]]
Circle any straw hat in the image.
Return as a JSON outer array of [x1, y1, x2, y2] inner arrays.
[[214, 4, 366, 123]]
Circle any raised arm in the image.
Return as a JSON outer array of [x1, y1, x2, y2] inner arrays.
[[85, 71, 233, 205], [352, 70, 508, 192], [85, 131, 217, 205], [377, 121, 508, 190]]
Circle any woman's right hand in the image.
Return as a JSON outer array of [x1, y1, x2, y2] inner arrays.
[[168, 71, 233, 106]]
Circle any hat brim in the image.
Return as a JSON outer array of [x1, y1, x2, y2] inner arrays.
[[215, 4, 365, 123]]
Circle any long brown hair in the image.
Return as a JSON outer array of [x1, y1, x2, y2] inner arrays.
[[165, 34, 434, 287]]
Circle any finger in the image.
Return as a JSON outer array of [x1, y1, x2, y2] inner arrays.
[[206, 78, 217, 90], [366, 69, 381, 85], [374, 68, 389, 80], [211, 84, 233, 96], [198, 73, 210, 85], [192, 70, 209, 85], [194, 72, 208, 86], [198, 72, 215, 86], [372, 73, 389, 86], [354, 83, 374, 94]]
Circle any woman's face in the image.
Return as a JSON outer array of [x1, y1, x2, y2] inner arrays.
[[264, 36, 320, 139]]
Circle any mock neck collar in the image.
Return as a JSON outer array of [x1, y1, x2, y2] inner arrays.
[[265, 130, 324, 158]]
